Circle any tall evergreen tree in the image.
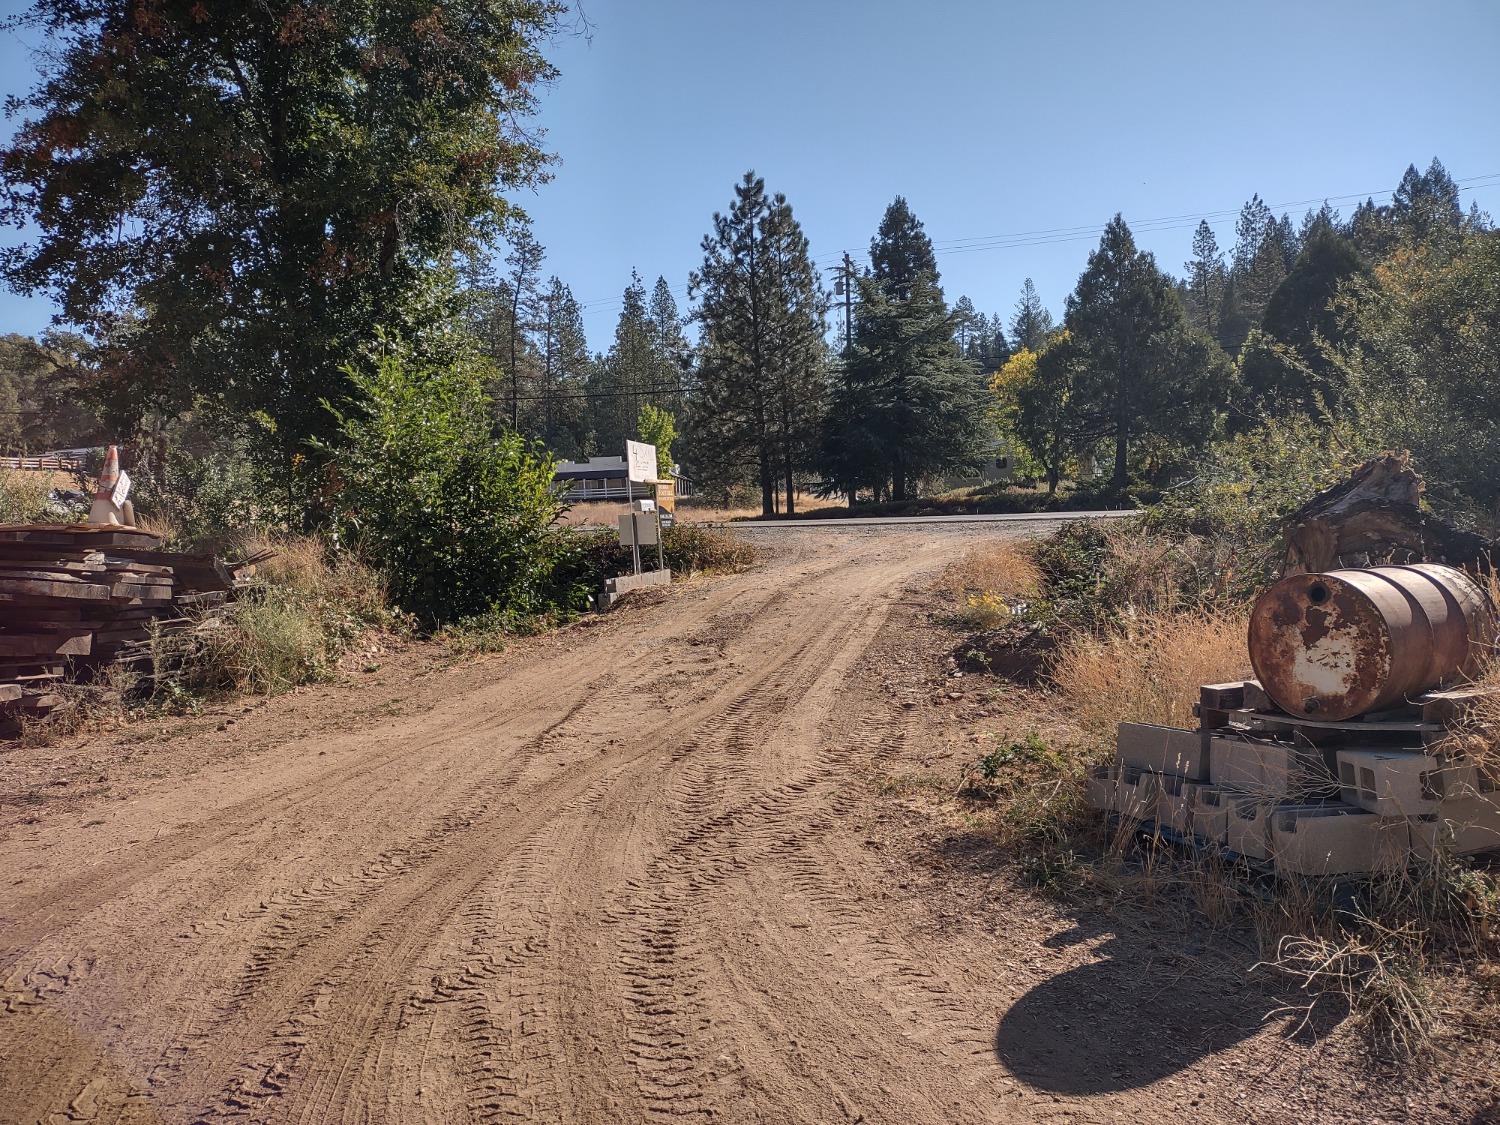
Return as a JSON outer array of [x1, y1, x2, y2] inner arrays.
[[869, 196, 939, 301], [1184, 221, 1227, 338], [953, 296, 979, 356], [589, 272, 656, 457], [688, 172, 828, 516], [535, 278, 591, 458], [984, 316, 1013, 370], [1392, 158, 1463, 246], [647, 276, 689, 415], [1348, 197, 1397, 261], [1232, 194, 1275, 276], [821, 199, 988, 502], [1061, 216, 1233, 489], [498, 230, 544, 430], [1236, 222, 1293, 338], [1010, 278, 1054, 351], [1239, 225, 1369, 415]]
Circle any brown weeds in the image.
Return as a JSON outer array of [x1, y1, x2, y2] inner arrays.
[[1050, 606, 1251, 744]]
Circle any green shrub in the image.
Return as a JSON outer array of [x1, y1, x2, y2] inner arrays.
[[328, 346, 578, 628], [0, 468, 56, 523]]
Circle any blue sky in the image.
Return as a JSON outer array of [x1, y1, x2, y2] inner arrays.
[[1, 0, 1498, 349]]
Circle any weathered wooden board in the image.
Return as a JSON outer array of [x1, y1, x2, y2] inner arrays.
[[0, 578, 111, 601]]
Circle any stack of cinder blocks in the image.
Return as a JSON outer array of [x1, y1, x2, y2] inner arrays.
[[1085, 680, 1500, 876]]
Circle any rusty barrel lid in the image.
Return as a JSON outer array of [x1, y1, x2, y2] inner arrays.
[[1248, 568, 1429, 721]]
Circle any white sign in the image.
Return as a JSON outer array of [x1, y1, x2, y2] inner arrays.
[[111, 470, 132, 507], [625, 440, 658, 484]]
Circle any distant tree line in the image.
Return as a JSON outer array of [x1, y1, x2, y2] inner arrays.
[[675, 157, 1498, 516], [0, 2, 1492, 533]]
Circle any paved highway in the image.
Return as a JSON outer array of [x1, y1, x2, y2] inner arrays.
[[696, 509, 1137, 529]]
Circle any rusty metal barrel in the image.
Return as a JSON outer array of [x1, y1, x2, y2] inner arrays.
[[1248, 563, 1494, 721]]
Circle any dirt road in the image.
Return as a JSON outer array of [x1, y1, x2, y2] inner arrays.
[[0, 525, 1428, 1124]]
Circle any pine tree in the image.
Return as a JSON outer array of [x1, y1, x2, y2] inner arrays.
[[687, 172, 828, 516], [1238, 224, 1292, 336], [953, 296, 979, 356], [1348, 197, 1396, 261], [1061, 215, 1233, 489], [1392, 158, 1463, 247], [984, 317, 1013, 370], [647, 276, 689, 415], [589, 273, 656, 457], [1010, 278, 1054, 351], [1184, 221, 1226, 338], [821, 199, 988, 502], [499, 230, 544, 430], [869, 196, 939, 301], [536, 278, 591, 458], [1239, 225, 1369, 415], [1299, 202, 1341, 243], [1232, 194, 1274, 276]]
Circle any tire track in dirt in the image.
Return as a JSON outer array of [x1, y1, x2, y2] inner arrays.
[[0, 529, 1063, 1125], [155, 547, 873, 1121]]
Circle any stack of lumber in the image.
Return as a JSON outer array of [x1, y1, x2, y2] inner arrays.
[[1086, 680, 1500, 876], [0, 523, 236, 735]]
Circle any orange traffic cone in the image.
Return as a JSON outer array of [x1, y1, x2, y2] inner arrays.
[[88, 444, 131, 526]]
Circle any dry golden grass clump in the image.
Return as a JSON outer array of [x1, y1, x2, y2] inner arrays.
[[176, 534, 397, 697], [937, 540, 1042, 604], [1050, 607, 1251, 745]]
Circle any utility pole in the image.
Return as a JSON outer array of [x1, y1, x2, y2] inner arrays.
[[838, 253, 855, 356], [828, 253, 860, 510], [827, 254, 856, 357]]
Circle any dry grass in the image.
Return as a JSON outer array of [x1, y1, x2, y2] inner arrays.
[[936, 542, 1043, 632], [936, 541, 1041, 604], [169, 535, 397, 698], [1050, 606, 1251, 744], [0, 467, 57, 523]]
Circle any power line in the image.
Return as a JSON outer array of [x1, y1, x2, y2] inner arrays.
[[510, 383, 683, 403], [568, 172, 1500, 315]]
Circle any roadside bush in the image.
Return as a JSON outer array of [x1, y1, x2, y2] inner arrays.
[[328, 346, 577, 628], [0, 468, 55, 522], [172, 535, 399, 697], [661, 524, 757, 576]]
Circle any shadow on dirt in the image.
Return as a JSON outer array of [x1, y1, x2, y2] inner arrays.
[[923, 833, 1350, 1096], [992, 919, 1268, 1093]]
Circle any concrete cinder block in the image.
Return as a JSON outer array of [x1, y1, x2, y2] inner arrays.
[[1335, 748, 1480, 817], [1084, 764, 1117, 812], [1209, 736, 1330, 798], [1270, 804, 1410, 877], [1411, 794, 1500, 858], [1116, 723, 1208, 780], [1156, 774, 1200, 836], [1112, 766, 1161, 823], [1226, 796, 1276, 860], [1199, 682, 1247, 712], [599, 567, 672, 609], [1242, 679, 1275, 712], [1192, 785, 1235, 846]]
